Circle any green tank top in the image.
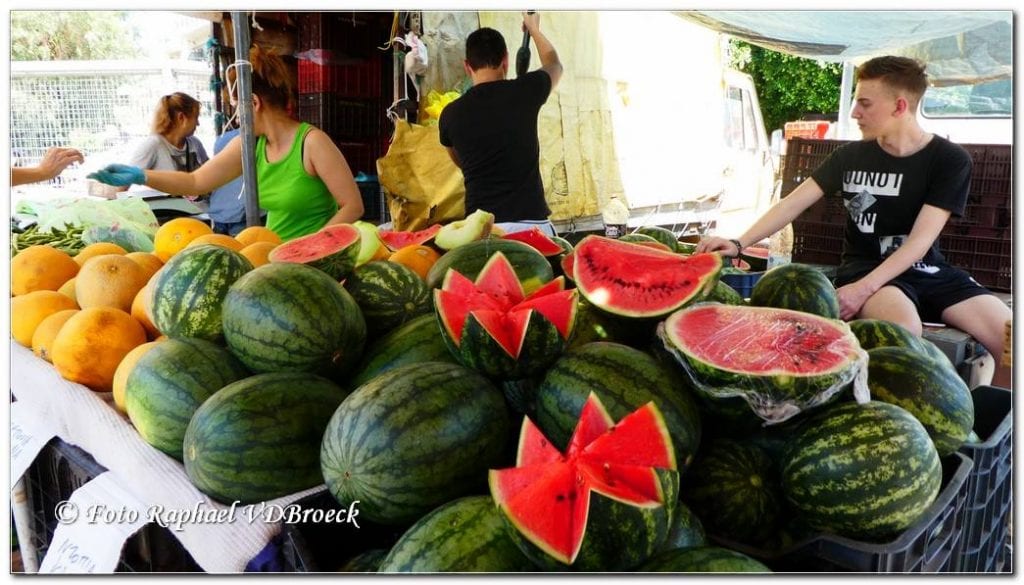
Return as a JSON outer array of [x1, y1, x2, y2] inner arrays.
[[255, 122, 338, 241]]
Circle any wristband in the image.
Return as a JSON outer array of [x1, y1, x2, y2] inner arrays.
[[727, 239, 744, 257]]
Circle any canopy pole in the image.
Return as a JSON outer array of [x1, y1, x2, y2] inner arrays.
[[231, 11, 260, 227], [837, 61, 855, 140]]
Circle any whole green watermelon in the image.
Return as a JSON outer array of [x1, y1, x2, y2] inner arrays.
[[348, 314, 457, 388], [640, 546, 771, 572], [343, 260, 432, 340], [749, 263, 839, 319]]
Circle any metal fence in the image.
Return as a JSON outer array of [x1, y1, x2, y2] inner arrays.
[[10, 59, 216, 194]]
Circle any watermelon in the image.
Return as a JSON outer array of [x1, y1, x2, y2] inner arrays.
[[749, 263, 840, 319], [426, 237, 553, 292], [183, 372, 349, 504], [378, 496, 536, 572], [535, 341, 702, 473], [849, 318, 927, 352], [618, 233, 672, 251], [321, 362, 510, 525], [548, 236, 575, 279], [635, 226, 680, 252], [150, 244, 253, 341], [339, 550, 388, 572], [867, 346, 974, 456], [125, 338, 249, 460], [658, 303, 867, 423], [434, 253, 578, 380], [705, 280, 745, 305], [343, 260, 432, 339], [490, 393, 679, 571], [680, 438, 784, 544], [222, 263, 366, 380], [349, 314, 457, 388], [781, 401, 942, 540], [572, 235, 723, 318], [660, 501, 707, 551], [268, 223, 361, 280], [639, 546, 771, 572], [502, 227, 563, 256], [377, 224, 442, 252], [918, 337, 956, 368], [740, 246, 770, 272]]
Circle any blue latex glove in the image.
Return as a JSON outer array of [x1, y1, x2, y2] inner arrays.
[[87, 164, 146, 187]]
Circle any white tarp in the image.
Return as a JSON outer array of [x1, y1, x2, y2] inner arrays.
[[677, 11, 1012, 84]]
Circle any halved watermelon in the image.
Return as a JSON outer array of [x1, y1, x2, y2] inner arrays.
[[572, 235, 723, 318], [267, 224, 361, 280], [435, 252, 577, 379], [490, 393, 678, 571], [502, 228, 564, 257], [377, 224, 442, 252], [740, 246, 769, 272], [657, 303, 867, 423]]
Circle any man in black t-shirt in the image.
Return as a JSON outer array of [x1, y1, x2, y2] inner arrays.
[[699, 56, 1010, 385], [439, 12, 562, 233]]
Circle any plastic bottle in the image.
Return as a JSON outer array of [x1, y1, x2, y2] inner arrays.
[[768, 223, 793, 269], [602, 195, 629, 239]]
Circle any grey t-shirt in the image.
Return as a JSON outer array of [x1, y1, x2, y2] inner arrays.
[[128, 134, 209, 173]]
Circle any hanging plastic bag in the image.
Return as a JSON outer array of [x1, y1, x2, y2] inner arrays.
[[376, 120, 465, 231], [422, 90, 462, 124]]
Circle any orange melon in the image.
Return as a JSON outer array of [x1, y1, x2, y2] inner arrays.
[[74, 242, 127, 266], [31, 309, 80, 362], [11, 245, 80, 296], [51, 307, 147, 393], [11, 291, 79, 347], [131, 283, 161, 339], [75, 255, 149, 313], [388, 244, 442, 280], [186, 233, 246, 252], [112, 340, 164, 413], [238, 241, 277, 268], [125, 252, 164, 281], [153, 217, 213, 262], [57, 277, 78, 305], [235, 226, 282, 247]]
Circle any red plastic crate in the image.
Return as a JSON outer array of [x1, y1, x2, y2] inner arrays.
[[298, 59, 382, 98]]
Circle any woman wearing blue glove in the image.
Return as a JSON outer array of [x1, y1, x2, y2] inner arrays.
[[90, 45, 363, 242]]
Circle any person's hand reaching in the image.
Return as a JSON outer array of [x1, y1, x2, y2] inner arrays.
[[87, 164, 146, 187], [37, 147, 84, 180]]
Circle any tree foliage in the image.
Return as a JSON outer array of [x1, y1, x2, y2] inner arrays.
[[11, 12, 139, 61], [729, 40, 843, 133]]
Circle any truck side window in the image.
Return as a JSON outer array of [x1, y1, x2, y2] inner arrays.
[[741, 88, 759, 152], [725, 87, 744, 149]]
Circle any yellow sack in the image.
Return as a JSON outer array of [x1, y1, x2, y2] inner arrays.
[[376, 120, 465, 231]]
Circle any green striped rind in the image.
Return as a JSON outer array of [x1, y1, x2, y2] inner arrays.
[[680, 439, 783, 544], [349, 314, 457, 388], [617, 233, 664, 247], [639, 546, 771, 573], [781, 401, 942, 539], [222, 263, 366, 379], [379, 496, 536, 572], [660, 501, 707, 552], [536, 342, 702, 472], [867, 346, 974, 456], [151, 244, 254, 341], [320, 362, 509, 525], [749, 263, 840, 319], [267, 224, 361, 281], [339, 549, 388, 572], [548, 236, 575, 279], [344, 261, 432, 339], [426, 238, 553, 292], [498, 468, 679, 571], [635, 226, 680, 252], [705, 281, 746, 305], [849, 319, 927, 352], [183, 372, 349, 504], [125, 338, 249, 460], [442, 308, 568, 380], [919, 338, 956, 368]]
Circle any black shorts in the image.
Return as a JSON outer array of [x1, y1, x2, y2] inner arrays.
[[834, 261, 993, 323]]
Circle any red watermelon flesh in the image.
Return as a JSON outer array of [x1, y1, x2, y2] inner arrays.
[[665, 304, 859, 377], [435, 252, 578, 357], [490, 393, 676, 566], [743, 246, 769, 259], [377, 224, 442, 251], [503, 228, 564, 256], [267, 224, 359, 262], [572, 235, 723, 318]]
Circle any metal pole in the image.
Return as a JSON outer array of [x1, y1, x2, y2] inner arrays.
[[231, 11, 260, 227]]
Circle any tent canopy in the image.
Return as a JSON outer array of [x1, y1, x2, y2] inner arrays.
[[677, 11, 1012, 85]]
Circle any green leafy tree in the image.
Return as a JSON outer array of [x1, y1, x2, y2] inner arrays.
[[11, 11, 139, 61], [729, 40, 843, 133]]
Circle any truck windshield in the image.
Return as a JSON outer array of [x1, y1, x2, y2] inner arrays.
[[921, 79, 1012, 118]]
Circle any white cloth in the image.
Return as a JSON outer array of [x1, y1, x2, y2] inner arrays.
[[9, 341, 322, 573]]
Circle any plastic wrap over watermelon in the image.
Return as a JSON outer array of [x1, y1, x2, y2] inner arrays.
[[656, 303, 869, 424]]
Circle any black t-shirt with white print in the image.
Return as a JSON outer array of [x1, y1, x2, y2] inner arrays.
[[811, 136, 971, 272]]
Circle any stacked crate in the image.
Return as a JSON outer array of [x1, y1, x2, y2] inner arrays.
[[781, 139, 1012, 292]]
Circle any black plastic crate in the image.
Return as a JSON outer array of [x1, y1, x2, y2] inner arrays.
[[954, 385, 1012, 572], [937, 235, 1011, 293], [280, 489, 403, 572], [791, 220, 844, 266], [713, 453, 973, 572], [296, 93, 382, 139], [23, 438, 201, 572], [356, 178, 389, 224], [780, 138, 849, 195]]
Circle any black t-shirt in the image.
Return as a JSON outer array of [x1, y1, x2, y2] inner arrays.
[[811, 136, 971, 269], [439, 70, 552, 222]]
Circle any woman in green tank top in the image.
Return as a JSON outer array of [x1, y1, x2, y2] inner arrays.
[[86, 46, 364, 242]]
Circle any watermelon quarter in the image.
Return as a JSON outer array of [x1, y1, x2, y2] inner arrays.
[[490, 393, 679, 571], [572, 235, 723, 318], [377, 224, 442, 252], [268, 223, 361, 280]]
